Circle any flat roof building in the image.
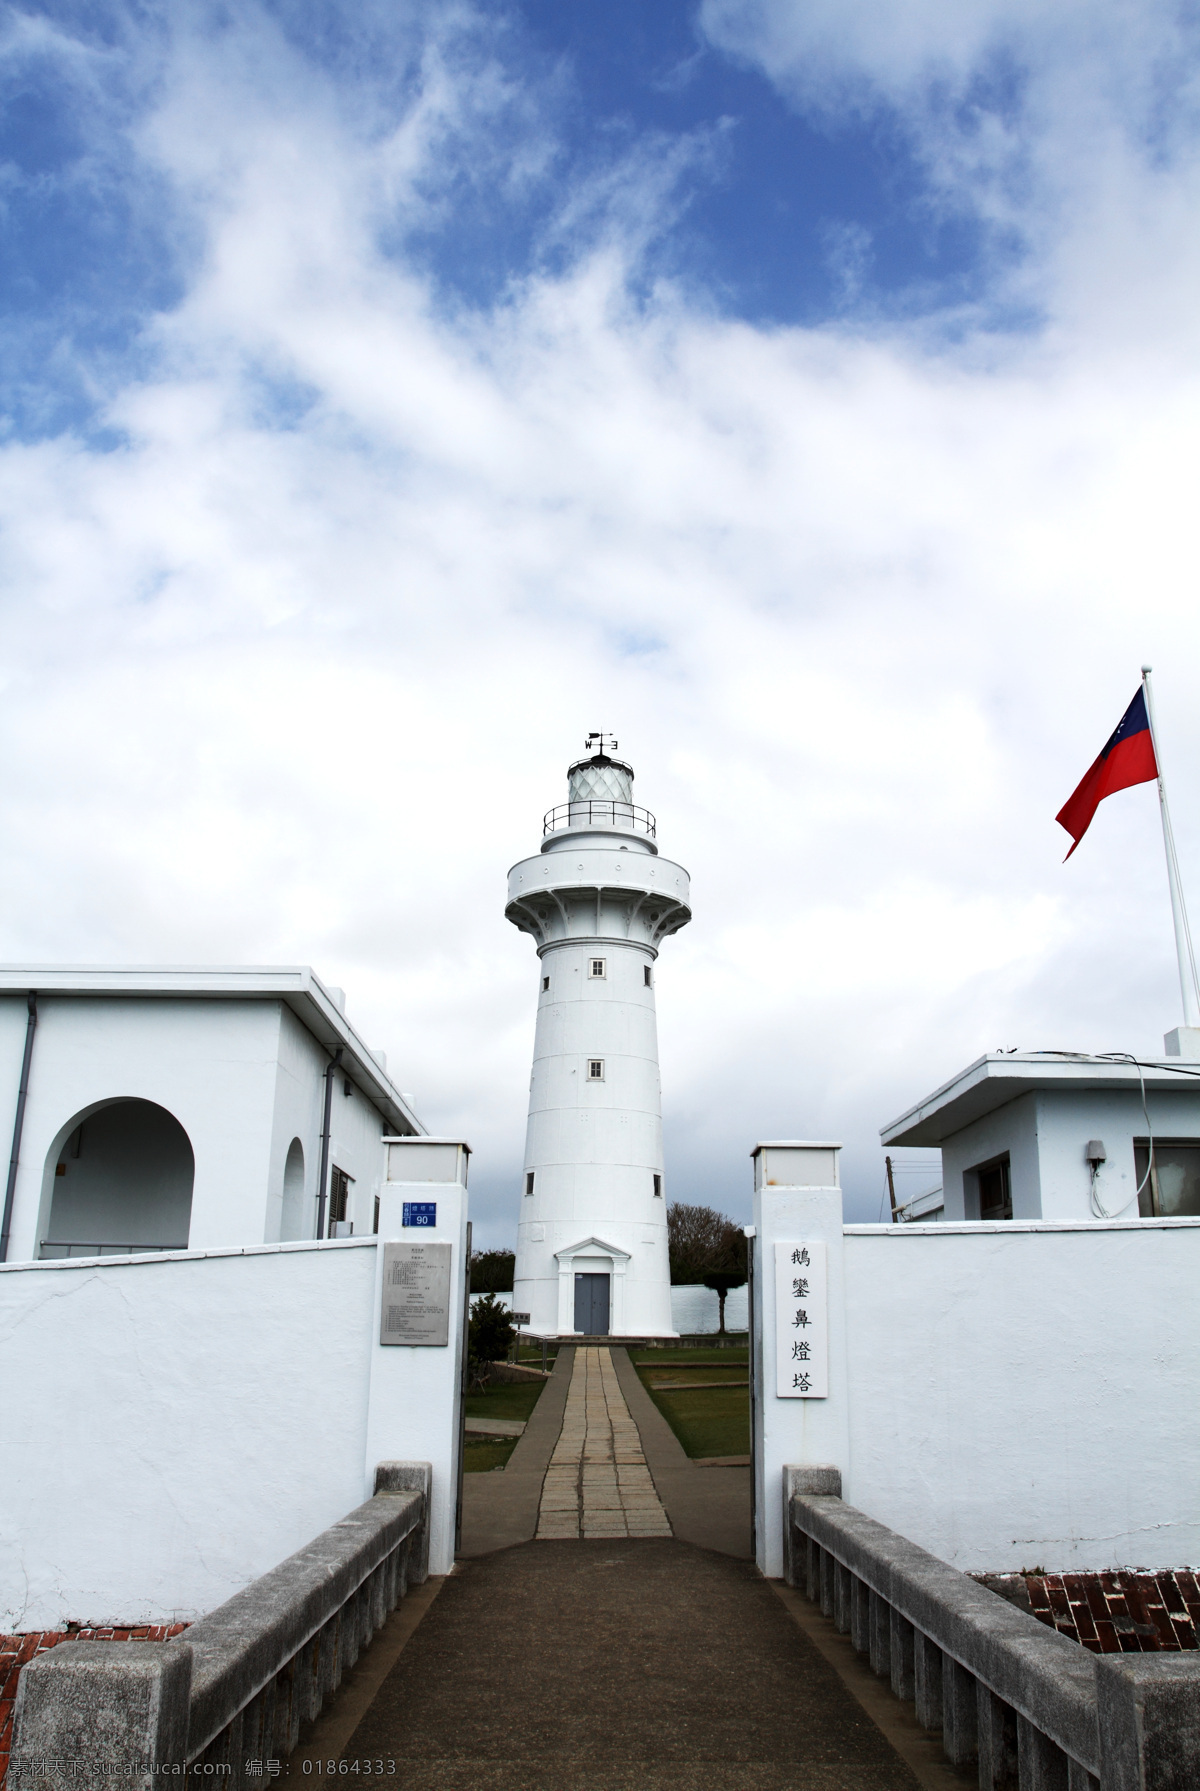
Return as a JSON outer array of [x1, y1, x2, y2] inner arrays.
[[882, 1042, 1200, 1223], [0, 966, 422, 1264]]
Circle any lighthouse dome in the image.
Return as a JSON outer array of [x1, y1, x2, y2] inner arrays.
[[567, 752, 634, 806]]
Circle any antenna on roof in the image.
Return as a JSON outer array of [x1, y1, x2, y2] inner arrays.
[[585, 732, 618, 756]]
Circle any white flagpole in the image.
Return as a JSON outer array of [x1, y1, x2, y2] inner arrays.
[[1141, 665, 1200, 1028]]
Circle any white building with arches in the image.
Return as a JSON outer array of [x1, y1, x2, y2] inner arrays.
[[0, 966, 422, 1264]]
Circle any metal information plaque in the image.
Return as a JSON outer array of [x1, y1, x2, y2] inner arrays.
[[775, 1240, 828, 1398], [402, 1202, 437, 1228], [380, 1241, 452, 1347]]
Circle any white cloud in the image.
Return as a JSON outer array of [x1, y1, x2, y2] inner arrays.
[[700, 0, 1200, 339], [1, 2, 1199, 1236]]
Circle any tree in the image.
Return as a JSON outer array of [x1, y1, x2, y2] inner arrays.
[[468, 1293, 515, 1385], [667, 1202, 748, 1336], [470, 1249, 515, 1292]]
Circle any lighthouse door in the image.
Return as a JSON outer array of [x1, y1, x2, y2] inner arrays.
[[574, 1272, 610, 1335]]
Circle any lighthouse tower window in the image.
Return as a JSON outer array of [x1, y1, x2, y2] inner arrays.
[[653, 1173, 662, 1197], [525, 1171, 535, 1196], [588, 1059, 605, 1081], [589, 958, 607, 979], [542, 976, 550, 991], [644, 966, 652, 986]]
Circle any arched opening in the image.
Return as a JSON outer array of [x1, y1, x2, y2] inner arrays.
[[40, 1100, 195, 1259], [279, 1137, 307, 1242]]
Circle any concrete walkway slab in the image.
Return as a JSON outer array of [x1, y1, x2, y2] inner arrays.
[[536, 1346, 671, 1540], [342, 1538, 923, 1790]]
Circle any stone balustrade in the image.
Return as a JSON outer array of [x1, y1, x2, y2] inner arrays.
[[9, 1464, 430, 1791], [786, 1470, 1200, 1791]]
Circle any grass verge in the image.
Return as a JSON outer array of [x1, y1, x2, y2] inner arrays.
[[462, 1373, 549, 1472], [633, 1347, 750, 1458], [463, 1435, 520, 1473], [630, 1345, 748, 1368], [464, 1378, 548, 1424]]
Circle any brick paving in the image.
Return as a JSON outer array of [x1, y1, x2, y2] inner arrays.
[[978, 1571, 1200, 1653], [535, 1345, 672, 1540]]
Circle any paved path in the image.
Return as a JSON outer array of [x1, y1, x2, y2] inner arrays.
[[535, 1346, 672, 1539], [342, 1538, 924, 1791], [460, 1345, 751, 1558]]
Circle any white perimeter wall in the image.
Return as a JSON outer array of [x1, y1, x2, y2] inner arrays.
[[0, 1237, 460, 1630], [841, 1220, 1200, 1573], [754, 1185, 1200, 1576], [670, 1284, 749, 1334]]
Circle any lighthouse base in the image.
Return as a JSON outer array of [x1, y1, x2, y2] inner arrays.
[[513, 1229, 677, 1339]]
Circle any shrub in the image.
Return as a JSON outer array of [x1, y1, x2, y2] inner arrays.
[[468, 1293, 515, 1383]]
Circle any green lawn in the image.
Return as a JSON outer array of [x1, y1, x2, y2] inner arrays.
[[464, 1378, 548, 1423], [463, 1435, 520, 1473], [630, 1346, 748, 1367], [462, 1374, 548, 1472], [633, 1346, 750, 1459], [642, 1383, 750, 1458]]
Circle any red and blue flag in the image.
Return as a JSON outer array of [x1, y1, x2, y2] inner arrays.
[[1056, 687, 1158, 859]]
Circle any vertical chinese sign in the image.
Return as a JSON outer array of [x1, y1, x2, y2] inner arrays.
[[774, 1241, 828, 1398]]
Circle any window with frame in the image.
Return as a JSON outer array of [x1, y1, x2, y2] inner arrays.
[[542, 975, 550, 991], [1133, 1139, 1200, 1217], [644, 966, 652, 987], [974, 1156, 1012, 1221], [589, 958, 607, 979], [652, 1173, 662, 1197], [329, 1165, 353, 1225], [525, 1171, 535, 1196], [587, 1059, 605, 1081]]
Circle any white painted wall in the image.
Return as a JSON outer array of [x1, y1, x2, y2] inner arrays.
[[367, 1156, 470, 1578], [507, 781, 691, 1338], [266, 1003, 389, 1244], [754, 1165, 1200, 1575], [842, 1219, 1200, 1573], [0, 1243, 375, 1628], [670, 1283, 749, 1334], [942, 1085, 1200, 1220], [0, 1229, 465, 1627], [751, 1147, 850, 1578]]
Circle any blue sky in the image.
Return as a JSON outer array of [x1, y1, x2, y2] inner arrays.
[[2, 0, 1200, 1239], [0, 0, 1040, 440]]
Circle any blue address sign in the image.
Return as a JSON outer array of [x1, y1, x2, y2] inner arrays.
[[402, 1202, 437, 1228]]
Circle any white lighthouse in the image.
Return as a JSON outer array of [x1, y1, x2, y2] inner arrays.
[[506, 737, 692, 1337]]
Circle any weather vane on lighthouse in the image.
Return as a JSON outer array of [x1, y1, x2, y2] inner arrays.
[[504, 736, 692, 1338]]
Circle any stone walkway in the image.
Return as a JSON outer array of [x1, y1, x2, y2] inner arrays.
[[535, 1346, 672, 1539]]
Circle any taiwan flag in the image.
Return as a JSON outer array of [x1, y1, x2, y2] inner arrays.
[[1056, 687, 1158, 859]]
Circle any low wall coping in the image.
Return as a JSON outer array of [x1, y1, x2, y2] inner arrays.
[[791, 1493, 1099, 1772], [184, 1482, 426, 1758]]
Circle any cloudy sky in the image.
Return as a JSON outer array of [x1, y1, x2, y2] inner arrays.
[[3, 0, 1200, 1238]]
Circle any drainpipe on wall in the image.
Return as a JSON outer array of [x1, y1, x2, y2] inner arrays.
[[315, 1046, 343, 1240], [0, 993, 38, 1263]]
